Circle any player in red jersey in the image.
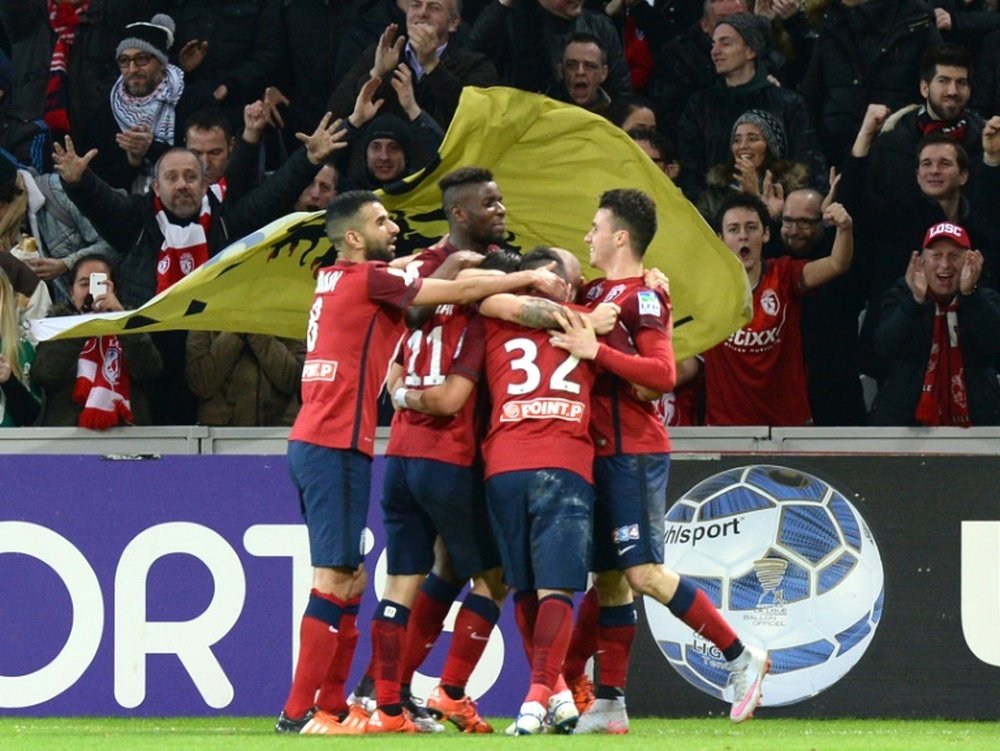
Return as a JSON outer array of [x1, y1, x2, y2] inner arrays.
[[361, 168, 520, 735], [704, 191, 854, 426], [550, 189, 772, 729], [471, 247, 600, 735], [276, 190, 565, 736]]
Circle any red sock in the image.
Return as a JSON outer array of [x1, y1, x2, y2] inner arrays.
[[284, 591, 345, 718], [316, 597, 361, 713], [440, 594, 501, 690], [596, 603, 636, 690], [529, 595, 574, 700], [399, 574, 461, 685], [372, 601, 410, 708], [672, 582, 738, 653], [564, 587, 599, 681], [513, 591, 539, 664]]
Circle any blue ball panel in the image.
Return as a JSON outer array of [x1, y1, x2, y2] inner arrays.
[[658, 640, 683, 661], [770, 639, 836, 674], [872, 585, 885, 625], [836, 612, 872, 655], [671, 661, 725, 700], [701, 486, 774, 520], [684, 645, 730, 692], [730, 551, 810, 609], [828, 493, 862, 551], [818, 551, 858, 594], [689, 576, 723, 608], [683, 468, 747, 502], [746, 466, 828, 501], [665, 502, 696, 523], [779, 505, 841, 564]]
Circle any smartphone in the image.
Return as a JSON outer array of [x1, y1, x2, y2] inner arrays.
[[90, 272, 108, 298]]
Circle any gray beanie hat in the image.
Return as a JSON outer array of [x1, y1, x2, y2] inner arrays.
[[717, 13, 769, 57], [732, 109, 787, 159], [116, 14, 175, 66]]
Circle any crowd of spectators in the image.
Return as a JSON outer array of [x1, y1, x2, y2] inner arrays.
[[2, 0, 1000, 429]]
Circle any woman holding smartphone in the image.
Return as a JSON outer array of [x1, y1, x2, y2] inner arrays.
[[32, 255, 163, 428]]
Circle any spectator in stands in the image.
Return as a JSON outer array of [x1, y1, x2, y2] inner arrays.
[[608, 96, 657, 132], [842, 105, 1000, 318], [548, 33, 612, 116], [676, 13, 825, 203], [53, 111, 348, 425], [32, 254, 163, 428], [329, 0, 497, 131], [468, 0, 631, 99], [647, 0, 748, 142], [799, 0, 942, 165], [185, 331, 305, 427], [627, 127, 679, 180], [703, 191, 853, 426], [333, 0, 408, 85], [293, 163, 338, 212], [968, 25, 1000, 124], [0, 266, 41, 427], [869, 45, 983, 207], [336, 73, 444, 191], [0, 0, 157, 142], [279, 0, 352, 142], [165, 0, 283, 116], [184, 104, 273, 203], [776, 188, 868, 425], [75, 13, 214, 193], [0, 151, 114, 306], [869, 220, 1000, 427], [697, 108, 810, 224]]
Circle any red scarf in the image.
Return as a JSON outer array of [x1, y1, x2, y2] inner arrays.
[[73, 336, 133, 430], [917, 106, 967, 143], [915, 299, 970, 427], [154, 194, 212, 294], [45, 0, 89, 139], [624, 14, 653, 92]]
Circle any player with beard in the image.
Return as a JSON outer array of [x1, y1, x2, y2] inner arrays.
[[276, 190, 565, 735], [357, 167, 513, 734], [704, 191, 853, 426]]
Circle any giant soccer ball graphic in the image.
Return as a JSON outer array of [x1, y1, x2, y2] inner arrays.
[[645, 465, 884, 706]]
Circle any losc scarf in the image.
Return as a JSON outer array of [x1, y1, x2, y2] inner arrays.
[[153, 193, 211, 293], [915, 299, 970, 427], [73, 335, 132, 429]]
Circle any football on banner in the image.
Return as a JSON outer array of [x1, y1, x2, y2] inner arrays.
[[645, 465, 885, 706]]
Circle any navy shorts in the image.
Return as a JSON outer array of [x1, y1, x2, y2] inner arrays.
[[288, 440, 371, 569], [382, 456, 500, 580], [592, 453, 670, 572], [486, 468, 594, 592]]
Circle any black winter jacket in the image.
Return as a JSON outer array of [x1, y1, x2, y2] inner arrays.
[[869, 281, 1000, 426], [799, 0, 941, 165]]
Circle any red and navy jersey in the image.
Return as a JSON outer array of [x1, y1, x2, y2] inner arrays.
[[704, 256, 811, 426], [386, 304, 484, 466], [480, 305, 597, 482], [289, 259, 422, 455], [583, 277, 671, 455]]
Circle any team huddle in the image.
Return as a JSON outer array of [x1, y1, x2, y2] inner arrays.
[[275, 168, 770, 735]]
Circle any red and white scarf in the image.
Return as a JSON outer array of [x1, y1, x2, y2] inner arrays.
[[45, 0, 89, 139], [915, 298, 970, 427], [154, 194, 211, 293], [73, 336, 132, 430]]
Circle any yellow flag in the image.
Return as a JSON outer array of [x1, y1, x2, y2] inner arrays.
[[31, 87, 750, 360]]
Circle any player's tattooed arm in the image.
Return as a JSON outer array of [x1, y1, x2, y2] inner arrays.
[[480, 294, 618, 332]]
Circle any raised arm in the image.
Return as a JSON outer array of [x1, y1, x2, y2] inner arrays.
[[801, 203, 853, 291]]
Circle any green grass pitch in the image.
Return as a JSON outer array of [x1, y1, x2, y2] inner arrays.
[[2, 717, 999, 750]]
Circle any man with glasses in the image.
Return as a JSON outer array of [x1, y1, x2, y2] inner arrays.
[[777, 189, 868, 425], [76, 13, 213, 192]]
